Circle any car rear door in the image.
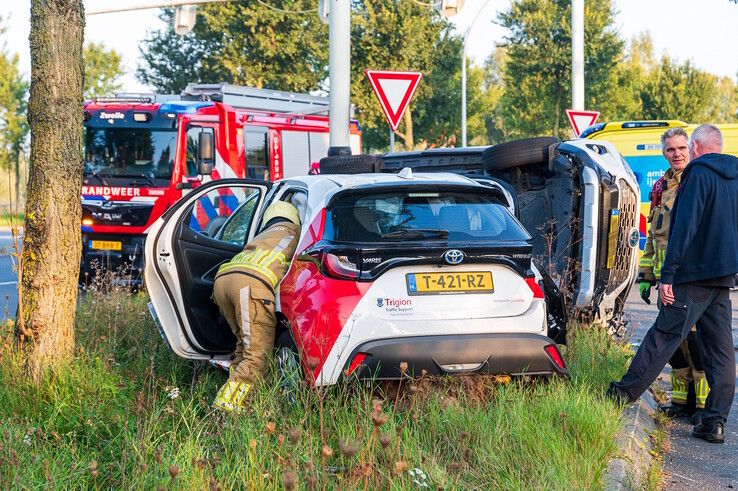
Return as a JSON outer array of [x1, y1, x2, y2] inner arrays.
[[145, 179, 271, 359]]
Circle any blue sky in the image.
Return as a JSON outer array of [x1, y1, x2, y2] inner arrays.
[[3, 0, 738, 93]]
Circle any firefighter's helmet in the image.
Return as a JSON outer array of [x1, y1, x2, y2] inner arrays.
[[262, 201, 301, 227]]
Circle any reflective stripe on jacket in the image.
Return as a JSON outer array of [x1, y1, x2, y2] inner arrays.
[[215, 221, 300, 297], [639, 168, 682, 282]]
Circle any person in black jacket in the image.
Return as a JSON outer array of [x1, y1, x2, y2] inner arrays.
[[608, 124, 738, 444]]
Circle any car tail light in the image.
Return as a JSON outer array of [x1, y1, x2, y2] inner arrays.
[[345, 353, 367, 376], [323, 253, 360, 280], [525, 276, 545, 298], [302, 250, 360, 280], [544, 344, 566, 370]]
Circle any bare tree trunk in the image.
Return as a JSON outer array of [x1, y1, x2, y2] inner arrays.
[[17, 0, 85, 380]]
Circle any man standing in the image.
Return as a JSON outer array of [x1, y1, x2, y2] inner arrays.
[[212, 201, 301, 413], [608, 125, 738, 443], [638, 128, 710, 419]]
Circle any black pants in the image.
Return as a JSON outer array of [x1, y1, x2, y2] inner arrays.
[[614, 283, 734, 424]]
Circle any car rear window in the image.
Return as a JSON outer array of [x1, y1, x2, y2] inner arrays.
[[324, 189, 530, 243]]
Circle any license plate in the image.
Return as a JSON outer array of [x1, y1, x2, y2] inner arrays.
[[607, 210, 620, 269], [90, 240, 122, 251], [406, 271, 494, 295]]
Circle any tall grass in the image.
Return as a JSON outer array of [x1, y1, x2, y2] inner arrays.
[[0, 290, 633, 489]]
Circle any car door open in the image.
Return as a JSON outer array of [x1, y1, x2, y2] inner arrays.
[[145, 179, 271, 359]]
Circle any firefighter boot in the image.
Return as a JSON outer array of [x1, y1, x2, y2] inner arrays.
[[213, 380, 252, 413]]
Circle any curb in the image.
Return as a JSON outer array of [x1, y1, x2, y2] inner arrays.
[[604, 391, 659, 490]]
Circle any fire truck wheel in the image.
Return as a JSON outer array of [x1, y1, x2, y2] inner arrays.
[[482, 137, 559, 172], [319, 154, 384, 174]]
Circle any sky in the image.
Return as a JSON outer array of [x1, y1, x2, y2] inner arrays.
[[3, 0, 738, 94]]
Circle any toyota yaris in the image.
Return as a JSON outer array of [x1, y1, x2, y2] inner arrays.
[[145, 170, 568, 386]]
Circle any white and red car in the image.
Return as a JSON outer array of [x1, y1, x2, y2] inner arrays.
[[145, 170, 569, 386]]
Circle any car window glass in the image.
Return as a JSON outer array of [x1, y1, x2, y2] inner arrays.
[[245, 127, 269, 181], [187, 186, 260, 242], [324, 190, 529, 243], [185, 126, 214, 178]]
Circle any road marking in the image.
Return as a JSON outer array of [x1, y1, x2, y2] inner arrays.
[[0, 281, 17, 286]]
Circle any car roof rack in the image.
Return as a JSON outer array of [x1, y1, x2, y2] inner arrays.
[[181, 83, 346, 116]]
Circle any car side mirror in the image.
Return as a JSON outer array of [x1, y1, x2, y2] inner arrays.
[[198, 131, 214, 175]]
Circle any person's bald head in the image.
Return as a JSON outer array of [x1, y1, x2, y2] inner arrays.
[[689, 124, 723, 159]]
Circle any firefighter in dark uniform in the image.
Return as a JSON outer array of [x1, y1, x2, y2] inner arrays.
[[211, 201, 301, 412], [638, 127, 709, 418]]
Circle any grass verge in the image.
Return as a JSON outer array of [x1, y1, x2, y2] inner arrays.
[[0, 291, 633, 489]]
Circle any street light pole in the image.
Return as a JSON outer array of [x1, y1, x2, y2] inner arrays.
[[327, 0, 352, 157], [571, 0, 584, 110], [461, 0, 490, 147]]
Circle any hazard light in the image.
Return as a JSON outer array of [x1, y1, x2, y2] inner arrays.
[[133, 112, 151, 123]]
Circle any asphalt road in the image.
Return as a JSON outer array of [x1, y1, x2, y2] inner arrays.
[[0, 230, 18, 320], [623, 287, 738, 490]]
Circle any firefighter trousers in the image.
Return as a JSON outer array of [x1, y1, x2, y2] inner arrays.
[[668, 332, 709, 409], [212, 273, 277, 385], [613, 283, 734, 425]]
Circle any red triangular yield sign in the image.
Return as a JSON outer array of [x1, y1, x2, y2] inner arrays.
[[365, 70, 423, 131], [565, 109, 600, 137]]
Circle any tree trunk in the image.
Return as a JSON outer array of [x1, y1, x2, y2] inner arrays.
[[403, 107, 414, 150], [17, 0, 85, 380]]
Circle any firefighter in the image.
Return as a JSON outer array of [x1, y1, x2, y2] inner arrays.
[[638, 127, 709, 418], [211, 200, 301, 412]]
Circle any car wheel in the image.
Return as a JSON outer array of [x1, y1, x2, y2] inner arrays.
[[482, 137, 559, 172], [319, 154, 383, 174]]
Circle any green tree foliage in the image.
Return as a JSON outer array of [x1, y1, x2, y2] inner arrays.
[[137, 3, 328, 94], [640, 56, 722, 122], [496, 0, 622, 138], [83, 42, 124, 99], [351, 0, 485, 150]]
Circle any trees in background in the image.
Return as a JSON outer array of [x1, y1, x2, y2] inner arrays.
[[0, 17, 29, 201], [137, 3, 328, 94], [19, 0, 85, 379], [83, 42, 124, 99], [141, 1, 738, 145], [496, 0, 622, 138]]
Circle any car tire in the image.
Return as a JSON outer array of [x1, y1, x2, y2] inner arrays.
[[482, 137, 559, 172], [319, 154, 383, 174]]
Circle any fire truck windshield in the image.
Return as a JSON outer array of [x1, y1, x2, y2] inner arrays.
[[84, 127, 177, 181]]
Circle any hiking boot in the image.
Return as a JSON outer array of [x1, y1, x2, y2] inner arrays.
[[691, 421, 724, 444], [691, 410, 704, 425], [659, 403, 694, 419]]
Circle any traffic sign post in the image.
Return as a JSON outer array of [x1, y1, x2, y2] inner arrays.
[[365, 70, 422, 151], [565, 109, 599, 137]]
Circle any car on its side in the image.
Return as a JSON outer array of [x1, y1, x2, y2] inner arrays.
[[145, 171, 569, 386]]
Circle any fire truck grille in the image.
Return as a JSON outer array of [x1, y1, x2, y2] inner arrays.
[[606, 180, 639, 294], [82, 202, 154, 227]]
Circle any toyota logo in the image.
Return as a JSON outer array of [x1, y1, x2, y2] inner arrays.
[[443, 249, 465, 265], [628, 228, 640, 248]]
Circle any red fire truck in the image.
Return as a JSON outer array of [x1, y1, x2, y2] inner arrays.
[[80, 83, 362, 285]]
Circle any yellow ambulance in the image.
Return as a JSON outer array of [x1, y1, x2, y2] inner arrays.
[[581, 120, 738, 249]]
